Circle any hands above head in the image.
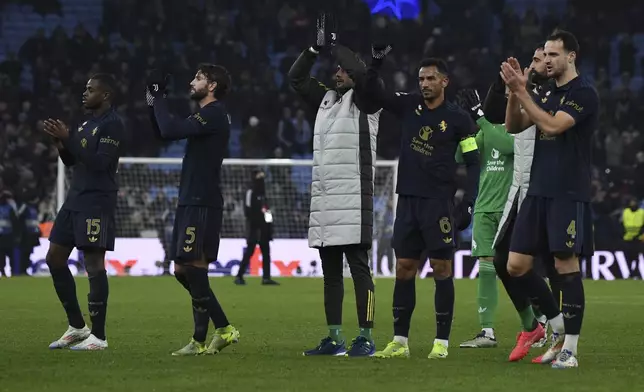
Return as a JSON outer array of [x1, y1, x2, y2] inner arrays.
[[372, 43, 392, 61], [313, 12, 337, 51]]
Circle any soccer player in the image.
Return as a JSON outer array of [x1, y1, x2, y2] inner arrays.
[[491, 46, 562, 353], [454, 88, 514, 348], [146, 64, 240, 356], [357, 45, 481, 359], [500, 30, 598, 368], [44, 74, 123, 350], [289, 14, 381, 357], [458, 47, 560, 349]]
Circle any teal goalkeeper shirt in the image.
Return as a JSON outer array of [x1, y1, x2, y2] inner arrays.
[[455, 117, 514, 213]]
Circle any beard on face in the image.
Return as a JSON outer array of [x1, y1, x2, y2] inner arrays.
[[529, 69, 550, 86], [190, 87, 208, 101]]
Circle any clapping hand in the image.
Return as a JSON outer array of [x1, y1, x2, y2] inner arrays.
[[499, 57, 528, 93], [43, 119, 70, 140]]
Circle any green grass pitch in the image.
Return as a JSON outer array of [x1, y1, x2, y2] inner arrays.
[[0, 277, 642, 392]]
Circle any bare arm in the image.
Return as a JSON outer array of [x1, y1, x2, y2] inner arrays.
[[505, 93, 533, 133]]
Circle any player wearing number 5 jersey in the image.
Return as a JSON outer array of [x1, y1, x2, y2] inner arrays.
[[147, 64, 240, 356]]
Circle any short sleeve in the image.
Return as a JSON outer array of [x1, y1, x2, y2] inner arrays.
[[558, 86, 599, 126]]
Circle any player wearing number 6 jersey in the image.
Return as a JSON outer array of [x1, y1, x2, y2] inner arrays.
[[354, 44, 481, 359], [147, 64, 240, 356]]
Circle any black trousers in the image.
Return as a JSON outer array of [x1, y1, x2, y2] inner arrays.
[[319, 244, 375, 328], [237, 225, 272, 279], [0, 246, 33, 276]]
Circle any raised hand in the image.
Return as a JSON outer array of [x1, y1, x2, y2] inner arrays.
[[146, 69, 169, 100], [372, 44, 392, 60], [507, 57, 522, 73], [455, 88, 483, 121], [500, 62, 528, 93], [314, 13, 337, 50]]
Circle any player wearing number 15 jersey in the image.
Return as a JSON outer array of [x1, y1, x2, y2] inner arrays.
[[147, 64, 240, 356], [45, 74, 123, 351]]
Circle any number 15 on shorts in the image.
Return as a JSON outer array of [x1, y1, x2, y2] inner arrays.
[[86, 218, 101, 243]]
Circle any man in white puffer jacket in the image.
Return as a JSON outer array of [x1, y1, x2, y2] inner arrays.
[[288, 14, 382, 357]]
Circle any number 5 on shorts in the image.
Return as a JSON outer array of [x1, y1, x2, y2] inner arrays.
[[185, 227, 196, 244]]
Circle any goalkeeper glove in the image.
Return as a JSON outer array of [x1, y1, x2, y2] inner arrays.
[[146, 69, 169, 106], [313, 13, 337, 52], [455, 88, 484, 122]]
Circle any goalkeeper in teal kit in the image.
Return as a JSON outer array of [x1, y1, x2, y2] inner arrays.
[[455, 89, 514, 348]]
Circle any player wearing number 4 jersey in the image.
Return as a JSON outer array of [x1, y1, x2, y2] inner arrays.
[[45, 74, 123, 351], [501, 30, 598, 369], [147, 64, 240, 356]]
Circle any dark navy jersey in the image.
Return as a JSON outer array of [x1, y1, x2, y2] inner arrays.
[[62, 109, 124, 212], [151, 99, 230, 208], [528, 76, 599, 202], [384, 93, 478, 199]]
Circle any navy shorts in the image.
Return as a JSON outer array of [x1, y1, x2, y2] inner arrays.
[[509, 196, 594, 257], [171, 206, 222, 263], [49, 209, 116, 251], [392, 195, 455, 260]]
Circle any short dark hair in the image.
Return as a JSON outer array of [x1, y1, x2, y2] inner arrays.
[[535, 43, 545, 51], [418, 58, 449, 76], [546, 29, 580, 56], [197, 63, 232, 99], [90, 73, 117, 100]]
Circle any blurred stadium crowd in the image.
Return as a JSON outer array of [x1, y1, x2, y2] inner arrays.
[[1, 0, 643, 264]]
